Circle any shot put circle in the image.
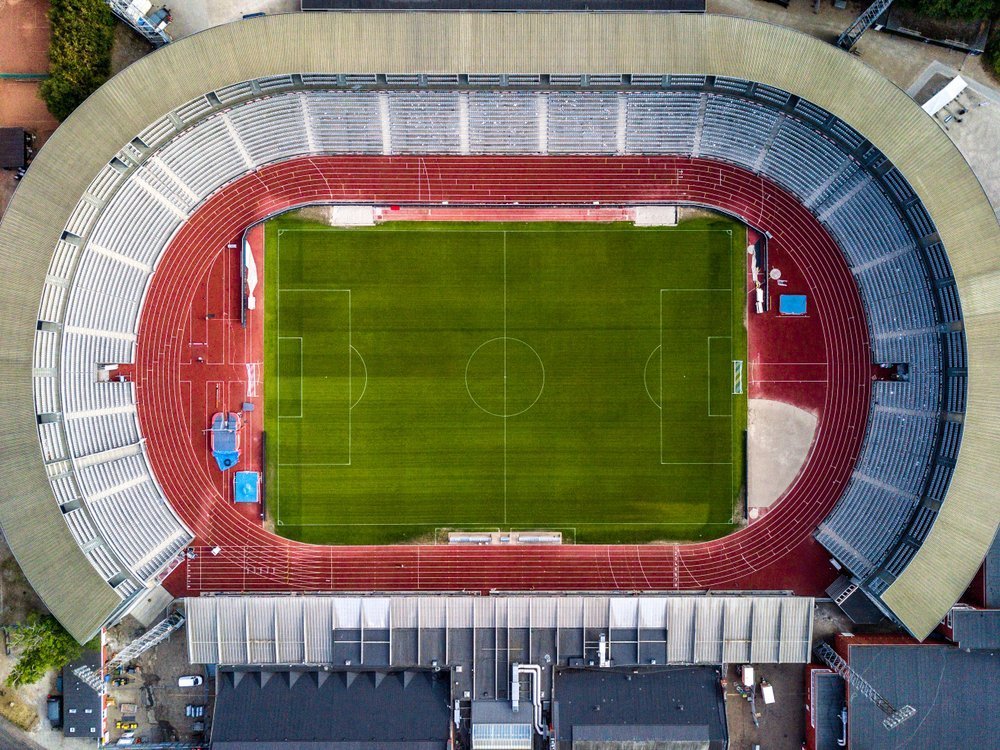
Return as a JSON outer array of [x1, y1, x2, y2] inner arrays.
[[465, 337, 545, 418]]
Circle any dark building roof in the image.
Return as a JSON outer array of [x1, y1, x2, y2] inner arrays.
[[62, 651, 100, 740], [985, 528, 1000, 608], [847, 644, 1000, 749], [0, 128, 25, 169], [810, 670, 846, 750], [949, 608, 1000, 650], [826, 576, 886, 625], [211, 668, 450, 749], [302, 1, 705, 11], [552, 667, 727, 750]]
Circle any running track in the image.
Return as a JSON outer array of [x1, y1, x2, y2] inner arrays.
[[133, 156, 872, 594]]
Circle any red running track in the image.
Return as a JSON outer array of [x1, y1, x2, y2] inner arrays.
[[132, 156, 872, 595]]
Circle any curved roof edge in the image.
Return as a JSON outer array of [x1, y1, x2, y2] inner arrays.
[[0, 11, 997, 640], [0, 386, 120, 642]]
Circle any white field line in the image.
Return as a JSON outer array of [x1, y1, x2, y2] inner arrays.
[[274, 229, 355, 525], [707, 336, 732, 417], [274, 227, 740, 532]]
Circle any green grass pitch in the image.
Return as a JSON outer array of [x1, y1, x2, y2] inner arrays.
[[263, 217, 747, 544]]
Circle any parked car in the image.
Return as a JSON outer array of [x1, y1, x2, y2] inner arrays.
[[46, 695, 62, 729], [178, 675, 203, 687]]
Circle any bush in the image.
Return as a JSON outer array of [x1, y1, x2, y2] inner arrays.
[[40, 0, 117, 121], [5, 614, 96, 688]]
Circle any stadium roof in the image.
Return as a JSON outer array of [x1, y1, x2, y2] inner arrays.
[[302, 0, 706, 9], [184, 595, 815, 667], [0, 11, 997, 642]]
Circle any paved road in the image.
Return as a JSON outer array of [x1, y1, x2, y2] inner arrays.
[[0, 719, 48, 750]]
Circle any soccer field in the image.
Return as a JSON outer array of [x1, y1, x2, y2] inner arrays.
[[263, 218, 747, 544]]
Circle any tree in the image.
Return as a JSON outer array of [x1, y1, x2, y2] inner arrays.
[[900, 0, 998, 22], [986, 31, 1000, 80], [39, 0, 118, 121], [5, 614, 95, 688]]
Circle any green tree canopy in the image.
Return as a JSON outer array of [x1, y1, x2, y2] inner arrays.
[[5, 614, 96, 688], [900, 0, 999, 22], [986, 32, 1000, 79], [39, 0, 118, 121]]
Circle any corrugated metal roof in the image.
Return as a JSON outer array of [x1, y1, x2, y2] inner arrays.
[[185, 595, 814, 667], [0, 12, 996, 641], [693, 597, 724, 664], [275, 598, 305, 663], [667, 597, 696, 664], [722, 598, 751, 664], [470, 701, 533, 750], [750, 599, 780, 664]]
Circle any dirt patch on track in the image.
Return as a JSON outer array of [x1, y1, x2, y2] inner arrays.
[[747, 398, 817, 512]]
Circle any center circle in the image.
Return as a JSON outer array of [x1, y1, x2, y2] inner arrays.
[[465, 337, 545, 418]]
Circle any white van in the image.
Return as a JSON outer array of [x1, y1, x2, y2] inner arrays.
[[177, 675, 203, 687]]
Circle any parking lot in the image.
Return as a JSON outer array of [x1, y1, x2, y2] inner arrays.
[[104, 609, 211, 746]]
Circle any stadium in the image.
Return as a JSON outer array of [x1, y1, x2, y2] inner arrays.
[[0, 8, 998, 748]]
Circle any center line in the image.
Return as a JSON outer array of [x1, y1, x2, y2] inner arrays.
[[503, 231, 507, 525]]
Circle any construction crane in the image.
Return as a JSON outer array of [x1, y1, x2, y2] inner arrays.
[[813, 641, 917, 730], [836, 0, 897, 51], [107, 610, 186, 671], [74, 611, 186, 694]]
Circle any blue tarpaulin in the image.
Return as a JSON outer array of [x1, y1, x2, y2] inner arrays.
[[779, 294, 807, 315], [211, 412, 241, 471], [234, 471, 260, 503]]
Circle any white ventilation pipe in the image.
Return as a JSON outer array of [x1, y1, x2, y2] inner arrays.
[[512, 663, 545, 736]]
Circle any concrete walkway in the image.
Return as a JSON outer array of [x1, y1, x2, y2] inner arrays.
[[164, 0, 298, 40]]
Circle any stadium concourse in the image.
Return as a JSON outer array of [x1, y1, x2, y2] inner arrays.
[[0, 12, 998, 650], [142, 155, 870, 595]]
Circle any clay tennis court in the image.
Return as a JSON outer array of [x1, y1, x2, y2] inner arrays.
[[0, 0, 58, 141]]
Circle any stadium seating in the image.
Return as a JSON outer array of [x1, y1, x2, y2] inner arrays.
[[761, 120, 846, 201], [387, 92, 463, 154], [698, 96, 777, 168], [31, 76, 966, 610], [468, 91, 541, 153], [547, 92, 619, 154], [306, 91, 383, 154], [157, 115, 254, 199]]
